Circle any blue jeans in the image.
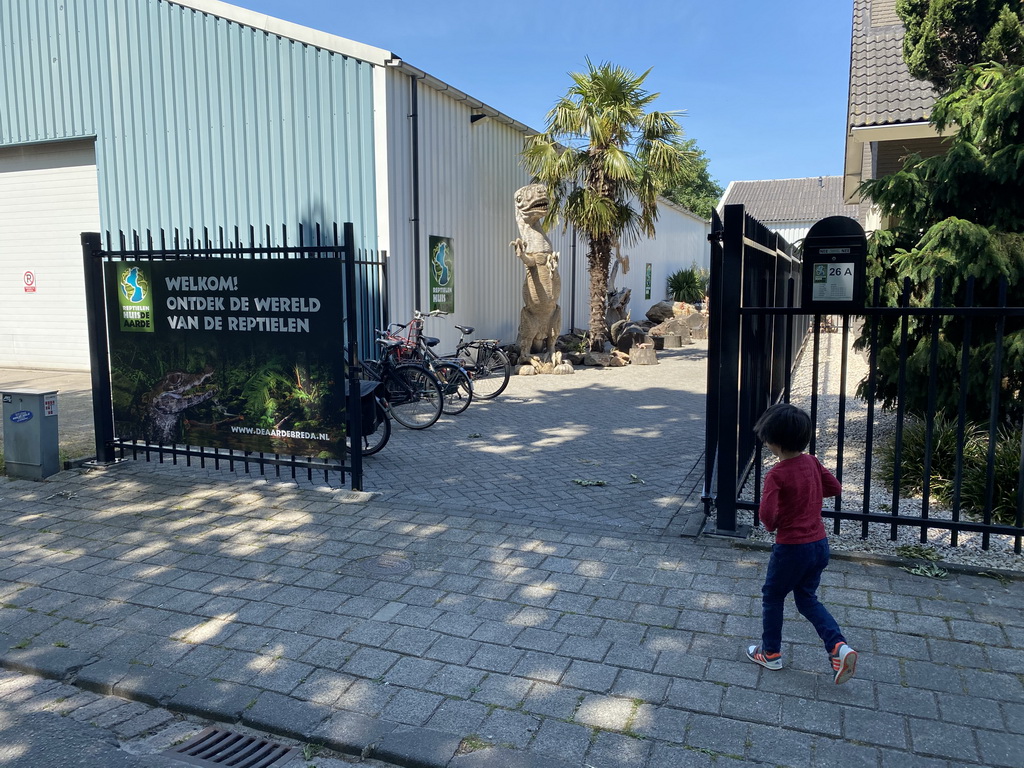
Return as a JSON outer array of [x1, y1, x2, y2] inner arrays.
[[761, 537, 845, 654]]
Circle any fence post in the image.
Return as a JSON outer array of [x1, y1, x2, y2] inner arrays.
[[702, 212, 724, 525], [712, 205, 746, 536], [81, 233, 117, 464], [343, 223, 363, 491]]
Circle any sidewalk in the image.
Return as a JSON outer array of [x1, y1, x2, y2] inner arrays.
[[1, 350, 1023, 767]]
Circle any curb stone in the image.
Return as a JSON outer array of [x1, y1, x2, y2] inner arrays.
[[0, 650, 565, 768], [167, 677, 262, 722], [72, 658, 130, 695], [112, 666, 194, 707], [0, 646, 94, 681], [449, 746, 579, 768], [374, 727, 464, 768], [241, 690, 332, 742]]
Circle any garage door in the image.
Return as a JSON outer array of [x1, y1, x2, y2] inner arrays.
[[0, 140, 100, 371]]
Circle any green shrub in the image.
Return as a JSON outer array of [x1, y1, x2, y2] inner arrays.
[[877, 414, 984, 497], [666, 263, 709, 304], [879, 415, 1022, 526], [960, 426, 1022, 527]]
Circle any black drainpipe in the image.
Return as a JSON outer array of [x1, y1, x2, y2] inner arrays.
[[410, 75, 422, 310], [569, 226, 577, 331]]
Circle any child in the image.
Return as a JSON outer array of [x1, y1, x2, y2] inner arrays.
[[745, 403, 857, 685]]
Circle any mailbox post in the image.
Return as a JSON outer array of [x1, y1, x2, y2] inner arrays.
[[801, 216, 868, 313], [2, 389, 60, 479]]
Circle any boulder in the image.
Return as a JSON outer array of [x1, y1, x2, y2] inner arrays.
[[648, 316, 690, 338], [686, 313, 708, 340], [584, 352, 613, 367], [630, 345, 658, 365], [645, 300, 694, 324], [611, 320, 648, 353]]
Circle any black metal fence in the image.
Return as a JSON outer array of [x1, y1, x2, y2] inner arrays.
[[705, 205, 1024, 553], [82, 223, 386, 491]]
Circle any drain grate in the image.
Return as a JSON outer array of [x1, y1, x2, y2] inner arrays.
[[357, 553, 413, 575], [161, 727, 297, 767]]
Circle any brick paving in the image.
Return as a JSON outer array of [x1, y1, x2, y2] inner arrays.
[[1, 348, 1023, 767]]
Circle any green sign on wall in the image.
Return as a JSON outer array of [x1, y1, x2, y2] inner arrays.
[[429, 236, 454, 313], [645, 263, 652, 300]]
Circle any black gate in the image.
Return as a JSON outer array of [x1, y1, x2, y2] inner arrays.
[[704, 204, 1024, 553], [82, 223, 384, 491]]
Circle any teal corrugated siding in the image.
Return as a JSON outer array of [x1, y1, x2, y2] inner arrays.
[[0, 0, 377, 247]]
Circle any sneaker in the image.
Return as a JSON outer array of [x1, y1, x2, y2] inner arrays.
[[746, 644, 782, 670], [830, 642, 857, 684]]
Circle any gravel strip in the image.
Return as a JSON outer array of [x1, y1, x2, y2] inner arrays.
[[739, 320, 1024, 574]]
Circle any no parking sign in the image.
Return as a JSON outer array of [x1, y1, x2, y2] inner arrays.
[[23, 271, 36, 293]]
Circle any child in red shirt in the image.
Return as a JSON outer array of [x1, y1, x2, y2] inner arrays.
[[746, 403, 857, 684]]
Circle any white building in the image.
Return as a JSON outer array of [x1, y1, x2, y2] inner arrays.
[[0, 0, 709, 371]]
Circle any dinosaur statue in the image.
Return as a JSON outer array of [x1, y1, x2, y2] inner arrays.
[[510, 183, 562, 366], [142, 367, 216, 444]]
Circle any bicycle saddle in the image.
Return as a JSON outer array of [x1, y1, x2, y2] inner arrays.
[[424, 336, 440, 347], [454, 325, 474, 334]]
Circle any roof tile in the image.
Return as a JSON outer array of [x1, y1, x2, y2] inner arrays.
[[848, 0, 938, 128], [719, 177, 860, 223]]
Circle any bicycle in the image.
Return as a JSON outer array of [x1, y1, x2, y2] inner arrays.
[[350, 379, 391, 456], [362, 335, 444, 429], [392, 310, 511, 401], [384, 316, 474, 415]]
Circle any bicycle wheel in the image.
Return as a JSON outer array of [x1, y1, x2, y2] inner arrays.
[[433, 360, 473, 415], [360, 359, 383, 382], [465, 346, 511, 399], [356, 399, 391, 456], [386, 363, 443, 429]]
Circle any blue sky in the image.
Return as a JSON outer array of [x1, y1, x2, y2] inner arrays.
[[237, 0, 854, 189]]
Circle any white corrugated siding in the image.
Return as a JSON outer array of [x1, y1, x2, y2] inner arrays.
[[384, 70, 575, 353], [763, 222, 813, 247], [561, 202, 712, 325], [0, 140, 99, 371], [382, 69, 717, 352]]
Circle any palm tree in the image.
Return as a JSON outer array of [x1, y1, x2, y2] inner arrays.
[[522, 60, 695, 351]]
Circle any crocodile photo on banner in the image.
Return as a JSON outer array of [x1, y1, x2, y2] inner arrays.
[[104, 259, 347, 458]]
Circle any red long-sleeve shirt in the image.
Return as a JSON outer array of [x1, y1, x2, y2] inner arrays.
[[758, 454, 842, 544]]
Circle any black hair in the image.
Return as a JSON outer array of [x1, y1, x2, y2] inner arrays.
[[753, 403, 812, 453]]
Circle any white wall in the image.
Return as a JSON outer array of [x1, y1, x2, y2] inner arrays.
[[383, 69, 573, 353], [604, 202, 711, 321], [765, 221, 814, 248], [0, 140, 100, 371], [383, 69, 709, 348]]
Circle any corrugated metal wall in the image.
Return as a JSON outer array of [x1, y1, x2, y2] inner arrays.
[[616, 205, 711, 314], [763, 223, 812, 246], [384, 70, 575, 353], [383, 65, 711, 351], [0, 0, 378, 247]]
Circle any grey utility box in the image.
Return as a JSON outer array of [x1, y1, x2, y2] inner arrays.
[[2, 389, 59, 480]]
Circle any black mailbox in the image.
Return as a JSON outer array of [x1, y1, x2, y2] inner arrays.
[[800, 216, 867, 313]]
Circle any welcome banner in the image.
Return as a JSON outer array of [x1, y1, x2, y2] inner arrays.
[[105, 259, 347, 458]]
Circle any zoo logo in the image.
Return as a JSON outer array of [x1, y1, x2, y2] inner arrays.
[[119, 266, 150, 304], [431, 241, 452, 286]]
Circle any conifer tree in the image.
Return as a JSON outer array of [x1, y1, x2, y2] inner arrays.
[[858, 1, 1024, 423]]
